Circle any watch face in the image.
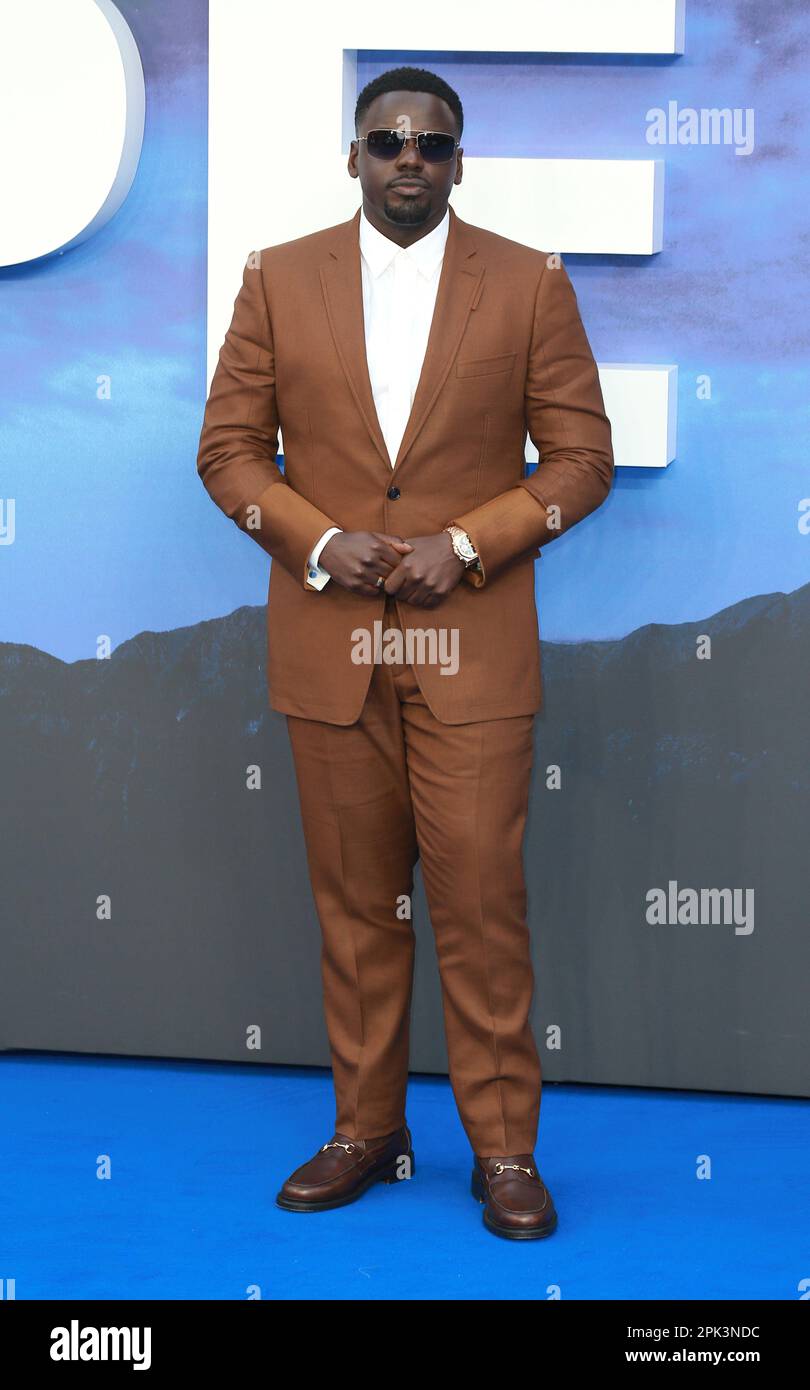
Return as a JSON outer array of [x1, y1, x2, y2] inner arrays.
[[447, 526, 477, 564]]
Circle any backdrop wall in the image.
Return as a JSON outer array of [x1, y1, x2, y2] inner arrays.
[[1, 0, 808, 1100]]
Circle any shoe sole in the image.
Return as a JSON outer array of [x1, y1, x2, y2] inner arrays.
[[471, 1170, 558, 1240], [275, 1151, 416, 1213]]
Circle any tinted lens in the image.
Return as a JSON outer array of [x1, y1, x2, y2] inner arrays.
[[418, 132, 456, 163], [364, 129, 457, 162], [365, 129, 402, 160]]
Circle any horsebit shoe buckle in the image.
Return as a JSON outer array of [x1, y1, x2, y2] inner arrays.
[[493, 1163, 534, 1177], [321, 1140, 356, 1154]]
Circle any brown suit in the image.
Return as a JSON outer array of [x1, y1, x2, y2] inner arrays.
[[197, 204, 613, 725], [197, 203, 613, 1154]]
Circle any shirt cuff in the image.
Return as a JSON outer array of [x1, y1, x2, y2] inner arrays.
[[306, 526, 342, 590]]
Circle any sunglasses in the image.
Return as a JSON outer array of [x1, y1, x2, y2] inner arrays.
[[356, 128, 459, 164]]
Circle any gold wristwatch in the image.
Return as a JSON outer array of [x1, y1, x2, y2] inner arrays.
[[444, 524, 481, 570]]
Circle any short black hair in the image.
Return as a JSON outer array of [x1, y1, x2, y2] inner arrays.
[[354, 66, 463, 140]]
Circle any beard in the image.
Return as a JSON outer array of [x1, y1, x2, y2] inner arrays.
[[382, 192, 431, 225]]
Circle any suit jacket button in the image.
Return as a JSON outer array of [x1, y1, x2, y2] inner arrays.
[[387, 486, 400, 500]]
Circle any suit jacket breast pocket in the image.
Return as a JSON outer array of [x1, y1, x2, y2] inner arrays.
[[456, 350, 517, 379]]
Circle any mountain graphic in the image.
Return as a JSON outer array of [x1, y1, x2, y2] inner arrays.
[[1, 582, 808, 1097]]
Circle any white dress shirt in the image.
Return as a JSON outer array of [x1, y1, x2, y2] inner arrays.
[[305, 205, 450, 589]]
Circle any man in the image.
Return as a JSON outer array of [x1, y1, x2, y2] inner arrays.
[[197, 66, 613, 1240]]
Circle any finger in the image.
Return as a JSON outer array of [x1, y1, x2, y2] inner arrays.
[[416, 583, 443, 607], [377, 534, 414, 554], [383, 563, 407, 595], [356, 576, 387, 597], [365, 557, 398, 580]]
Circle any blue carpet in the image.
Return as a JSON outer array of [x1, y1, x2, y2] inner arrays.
[[0, 1054, 806, 1300]]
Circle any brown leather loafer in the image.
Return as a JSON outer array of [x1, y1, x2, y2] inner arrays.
[[471, 1155, 558, 1239], [276, 1125, 415, 1212]]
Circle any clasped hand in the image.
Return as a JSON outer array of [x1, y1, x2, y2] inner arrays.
[[319, 531, 465, 607]]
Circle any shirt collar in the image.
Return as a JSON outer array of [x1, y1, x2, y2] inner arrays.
[[359, 205, 449, 281]]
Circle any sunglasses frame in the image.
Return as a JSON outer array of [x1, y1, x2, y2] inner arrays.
[[356, 128, 460, 163]]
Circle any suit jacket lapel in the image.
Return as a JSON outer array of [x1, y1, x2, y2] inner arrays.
[[391, 206, 485, 475], [319, 208, 388, 472], [319, 203, 486, 479]]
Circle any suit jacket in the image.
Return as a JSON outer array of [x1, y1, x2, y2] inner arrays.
[[196, 203, 614, 725]]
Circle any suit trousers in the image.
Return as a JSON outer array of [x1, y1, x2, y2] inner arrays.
[[285, 597, 542, 1156]]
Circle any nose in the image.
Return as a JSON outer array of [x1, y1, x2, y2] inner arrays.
[[394, 136, 424, 170]]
